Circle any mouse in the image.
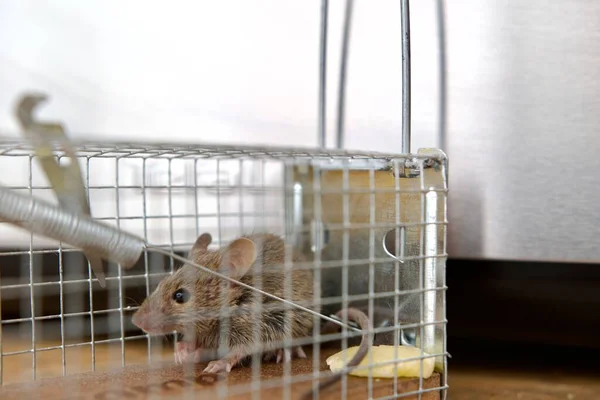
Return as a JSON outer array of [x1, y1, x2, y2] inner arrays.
[[132, 232, 317, 372], [131, 232, 373, 396]]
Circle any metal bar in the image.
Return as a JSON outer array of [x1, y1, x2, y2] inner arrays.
[[115, 159, 126, 368], [0, 248, 444, 266], [336, 0, 355, 149], [142, 159, 152, 364], [0, 272, 171, 290], [423, 190, 438, 354], [238, 160, 245, 236], [251, 161, 265, 400], [0, 211, 285, 223], [440, 157, 449, 400], [401, 0, 412, 154], [214, 158, 228, 400], [27, 156, 36, 381], [436, 0, 447, 151], [367, 168, 376, 398], [310, 164, 323, 398], [293, 183, 303, 245], [418, 160, 426, 400], [1, 335, 156, 356], [85, 157, 96, 372], [167, 159, 175, 275], [0, 251, 3, 384], [58, 230, 66, 377], [318, 0, 328, 148], [0, 287, 447, 325], [0, 255, 447, 290], [393, 160, 402, 396], [0, 139, 434, 159], [340, 164, 351, 399], [2, 324, 446, 366], [0, 182, 448, 195], [281, 167, 293, 400]]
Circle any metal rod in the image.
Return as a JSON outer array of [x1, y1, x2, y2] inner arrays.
[[318, 0, 328, 148], [85, 158, 97, 372], [436, 0, 447, 151], [0, 264, 2, 384], [435, 3, 449, 397], [400, 0, 412, 154], [58, 238, 66, 377], [114, 158, 126, 368], [336, 0, 355, 149], [27, 156, 37, 382]]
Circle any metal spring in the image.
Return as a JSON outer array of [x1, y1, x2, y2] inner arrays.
[[0, 185, 145, 268]]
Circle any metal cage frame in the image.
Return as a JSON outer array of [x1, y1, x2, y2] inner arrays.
[[0, 0, 449, 398]]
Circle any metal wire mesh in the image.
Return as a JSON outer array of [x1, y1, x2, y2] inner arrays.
[[0, 0, 451, 395], [0, 140, 448, 399]]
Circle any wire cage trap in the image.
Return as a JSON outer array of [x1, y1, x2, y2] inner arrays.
[[0, 1, 448, 399]]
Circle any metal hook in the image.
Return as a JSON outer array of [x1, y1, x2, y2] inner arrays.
[[382, 227, 406, 264], [14, 93, 108, 287]]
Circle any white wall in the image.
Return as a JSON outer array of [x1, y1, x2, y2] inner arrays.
[[0, 0, 442, 248], [0, 0, 441, 150]]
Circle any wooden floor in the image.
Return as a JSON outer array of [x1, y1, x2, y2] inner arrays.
[[448, 337, 600, 399], [2, 326, 600, 399], [0, 324, 175, 384], [449, 366, 600, 399]]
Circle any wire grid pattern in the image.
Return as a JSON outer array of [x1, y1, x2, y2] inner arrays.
[[0, 141, 448, 399]]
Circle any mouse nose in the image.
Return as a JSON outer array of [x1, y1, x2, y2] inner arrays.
[[131, 312, 145, 329]]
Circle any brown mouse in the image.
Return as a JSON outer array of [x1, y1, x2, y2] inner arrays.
[[132, 232, 373, 396], [132, 232, 317, 372]]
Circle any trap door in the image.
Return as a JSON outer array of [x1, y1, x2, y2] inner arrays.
[[284, 149, 447, 372]]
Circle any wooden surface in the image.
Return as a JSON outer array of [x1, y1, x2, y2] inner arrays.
[[3, 325, 600, 399], [4, 355, 600, 400], [449, 365, 600, 399], [4, 358, 600, 400], [0, 347, 442, 400], [448, 337, 600, 400], [0, 325, 442, 399]]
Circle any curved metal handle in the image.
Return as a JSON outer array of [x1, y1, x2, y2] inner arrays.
[[318, 0, 412, 152], [318, 0, 448, 154]]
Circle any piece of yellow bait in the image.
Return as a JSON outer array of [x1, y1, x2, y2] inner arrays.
[[326, 345, 435, 379]]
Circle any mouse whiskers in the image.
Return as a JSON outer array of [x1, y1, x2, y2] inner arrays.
[[124, 296, 140, 307]]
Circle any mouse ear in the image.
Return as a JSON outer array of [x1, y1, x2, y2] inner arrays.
[[191, 233, 212, 255], [220, 237, 257, 279]]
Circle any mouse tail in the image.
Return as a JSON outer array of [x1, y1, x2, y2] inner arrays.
[[299, 307, 373, 400]]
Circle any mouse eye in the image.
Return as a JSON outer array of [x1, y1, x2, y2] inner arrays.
[[172, 288, 190, 304]]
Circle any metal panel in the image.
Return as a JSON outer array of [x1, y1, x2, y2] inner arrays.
[[445, 0, 600, 263]]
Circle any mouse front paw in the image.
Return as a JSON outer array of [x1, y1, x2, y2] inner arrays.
[[175, 342, 204, 364], [274, 346, 308, 364], [203, 351, 247, 374], [204, 359, 234, 374]]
